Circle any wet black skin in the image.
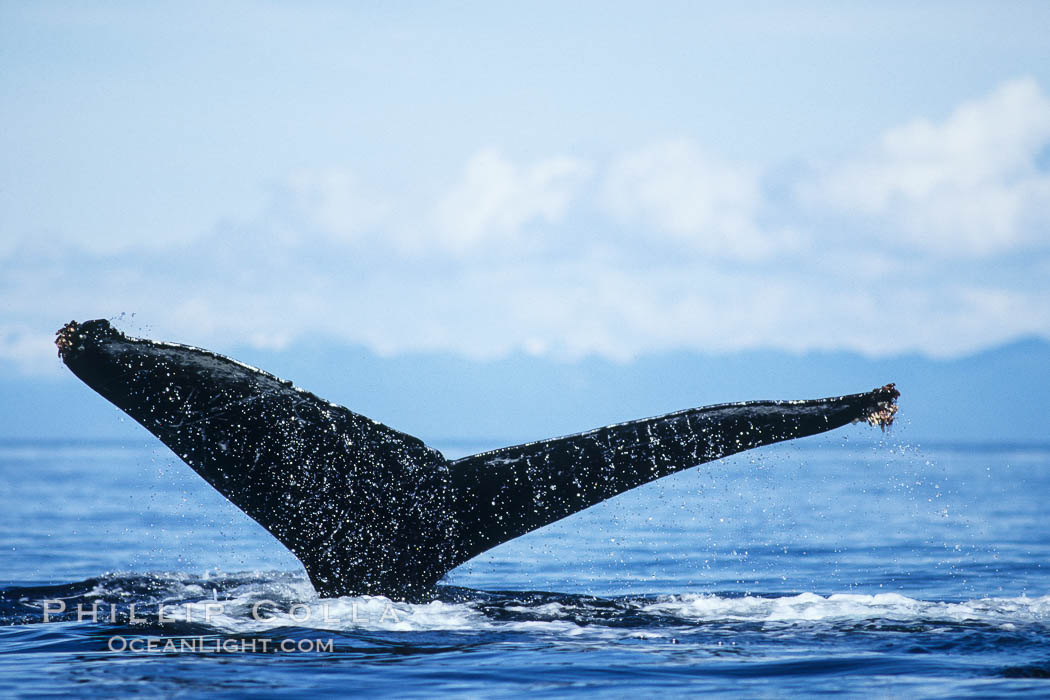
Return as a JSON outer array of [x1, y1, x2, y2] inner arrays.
[[56, 319, 898, 601]]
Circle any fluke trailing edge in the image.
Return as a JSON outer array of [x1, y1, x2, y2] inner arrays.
[[56, 319, 899, 601]]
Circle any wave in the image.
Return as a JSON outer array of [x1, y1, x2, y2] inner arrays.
[[3, 572, 1047, 636]]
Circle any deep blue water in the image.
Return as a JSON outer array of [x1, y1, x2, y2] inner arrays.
[[1, 435, 1049, 697]]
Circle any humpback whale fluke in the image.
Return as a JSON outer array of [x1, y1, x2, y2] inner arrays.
[[56, 319, 899, 601]]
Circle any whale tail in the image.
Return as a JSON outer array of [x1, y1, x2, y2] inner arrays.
[[56, 319, 898, 601], [445, 384, 898, 562]]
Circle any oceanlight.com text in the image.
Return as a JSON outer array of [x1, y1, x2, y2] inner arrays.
[[107, 636, 334, 653]]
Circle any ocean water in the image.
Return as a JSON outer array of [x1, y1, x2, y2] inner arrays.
[[1, 436, 1048, 697]]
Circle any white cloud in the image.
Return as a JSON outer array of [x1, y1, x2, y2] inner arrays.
[[804, 78, 1050, 256], [434, 149, 591, 253], [4, 80, 1050, 374], [601, 139, 797, 259], [283, 167, 389, 243], [0, 326, 62, 376], [8, 237, 1044, 373], [278, 151, 592, 257]]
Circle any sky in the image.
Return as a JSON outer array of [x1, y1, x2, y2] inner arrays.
[[2, 1, 1050, 376]]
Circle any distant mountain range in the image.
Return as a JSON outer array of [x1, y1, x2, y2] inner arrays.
[[3, 337, 1048, 444]]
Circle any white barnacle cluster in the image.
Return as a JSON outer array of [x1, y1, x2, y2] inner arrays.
[[865, 401, 898, 430]]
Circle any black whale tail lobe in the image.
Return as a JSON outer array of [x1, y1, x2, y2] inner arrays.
[[56, 319, 898, 601]]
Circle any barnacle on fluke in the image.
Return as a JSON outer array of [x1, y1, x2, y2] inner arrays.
[[56, 319, 899, 602], [862, 384, 899, 429]]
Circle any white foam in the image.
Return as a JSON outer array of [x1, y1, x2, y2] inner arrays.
[[77, 573, 1050, 636], [644, 591, 1050, 625]]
